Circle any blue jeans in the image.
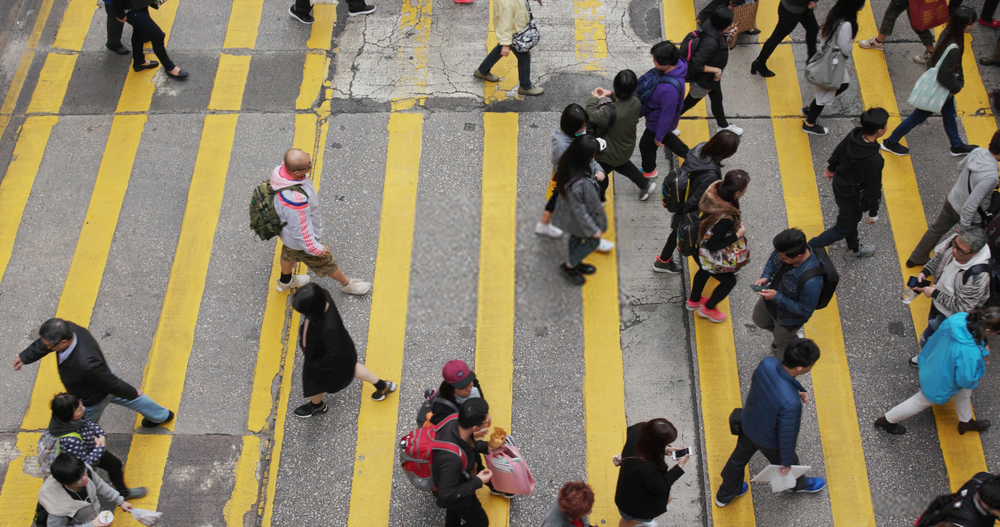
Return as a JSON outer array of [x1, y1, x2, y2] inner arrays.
[[886, 96, 962, 148], [477, 45, 531, 89], [919, 304, 948, 348], [567, 236, 600, 267], [85, 393, 171, 424]]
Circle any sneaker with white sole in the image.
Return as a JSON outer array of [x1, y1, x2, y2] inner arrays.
[[913, 50, 932, 64], [844, 244, 876, 259], [294, 401, 327, 418], [642, 169, 658, 179], [672, 129, 682, 136], [348, 3, 377, 15], [534, 221, 563, 238], [716, 482, 749, 507], [636, 521, 658, 527], [880, 140, 909, 156], [372, 380, 397, 401], [718, 125, 743, 136], [802, 122, 828, 135], [909, 354, 919, 368], [518, 86, 544, 96], [288, 6, 315, 24], [341, 278, 373, 295], [639, 180, 657, 201], [276, 274, 311, 292], [474, 69, 500, 82], [858, 37, 884, 50], [596, 239, 615, 253]]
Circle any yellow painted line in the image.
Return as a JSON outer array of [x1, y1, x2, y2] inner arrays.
[[0, 433, 41, 524], [209, 55, 252, 111], [574, 0, 606, 71], [223, 0, 265, 49], [259, 310, 299, 527], [1, 52, 33, 115], [307, 5, 337, 50], [472, 112, 517, 525], [581, 174, 627, 524], [25, 53, 77, 115], [345, 112, 422, 527], [296, 54, 330, 110], [765, 43, 876, 526], [854, 4, 987, 491], [119, 434, 171, 525], [392, 0, 432, 110], [484, 0, 518, 103], [223, 435, 261, 525], [26, 0, 55, 49], [116, 1, 180, 114], [52, 0, 95, 51]]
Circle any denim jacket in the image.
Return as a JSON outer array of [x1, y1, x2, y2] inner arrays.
[[761, 250, 823, 326]]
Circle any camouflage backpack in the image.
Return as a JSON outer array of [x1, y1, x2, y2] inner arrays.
[[249, 182, 303, 241]]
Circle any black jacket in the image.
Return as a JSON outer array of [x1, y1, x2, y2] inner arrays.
[[19, 322, 139, 407], [108, 0, 149, 18], [938, 472, 999, 527], [688, 23, 729, 89], [431, 418, 488, 509], [613, 423, 685, 519], [934, 45, 965, 95], [827, 127, 884, 216], [671, 142, 723, 229]]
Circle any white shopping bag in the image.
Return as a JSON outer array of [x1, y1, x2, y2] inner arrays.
[[750, 465, 811, 493], [130, 508, 164, 526]]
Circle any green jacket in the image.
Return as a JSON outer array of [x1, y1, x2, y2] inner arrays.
[[587, 95, 640, 168]]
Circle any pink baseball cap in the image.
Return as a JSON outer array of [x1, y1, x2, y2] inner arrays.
[[442, 359, 476, 388]]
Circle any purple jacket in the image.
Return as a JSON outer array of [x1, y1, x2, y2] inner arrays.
[[643, 59, 688, 142]]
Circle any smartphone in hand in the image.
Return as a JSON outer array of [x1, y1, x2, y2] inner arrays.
[[670, 447, 691, 460], [751, 284, 766, 292]]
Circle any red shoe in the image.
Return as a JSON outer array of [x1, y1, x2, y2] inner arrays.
[[642, 169, 658, 179], [454, 0, 475, 4], [980, 17, 1000, 27], [685, 296, 709, 311], [696, 305, 727, 323]]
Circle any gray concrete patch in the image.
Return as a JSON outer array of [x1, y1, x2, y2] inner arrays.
[[157, 434, 242, 526], [241, 53, 306, 112]]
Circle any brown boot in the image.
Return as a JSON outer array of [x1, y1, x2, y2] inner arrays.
[[958, 419, 991, 435], [874, 416, 906, 435]]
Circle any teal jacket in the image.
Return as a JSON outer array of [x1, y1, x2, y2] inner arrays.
[[918, 312, 989, 405]]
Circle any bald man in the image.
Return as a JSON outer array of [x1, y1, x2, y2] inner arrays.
[[269, 149, 372, 295]]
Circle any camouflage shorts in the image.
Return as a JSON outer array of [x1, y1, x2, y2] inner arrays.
[[281, 245, 339, 277]]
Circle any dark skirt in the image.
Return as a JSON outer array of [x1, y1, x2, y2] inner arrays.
[[299, 301, 359, 397]]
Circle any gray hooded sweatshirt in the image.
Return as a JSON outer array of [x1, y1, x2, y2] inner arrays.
[[947, 147, 1000, 227], [37, 466, 123, 526]]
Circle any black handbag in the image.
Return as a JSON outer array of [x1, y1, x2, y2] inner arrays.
[[729, 408, 742, 436]]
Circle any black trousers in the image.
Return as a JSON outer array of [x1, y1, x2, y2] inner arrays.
[[95, 450, 128, 491], [682, 87, 729, 128], [690, 255, 738, 309], [756, 3, 819, 65], [295, 0, 366, 11], [106, 7, 125, 47], [718, 432, 808, 501], [808, 195, 862, 252], [444, 498, 489, 527], [599, 160, 646, 190], [806, 83, 850, 123], [639, 129, 690, 173], [126, 8, 175, 70]]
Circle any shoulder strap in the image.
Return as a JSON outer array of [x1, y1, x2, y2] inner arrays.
[[433, 397, 459, 414], [660, 75, 683, 95], [430, 440, 468, 466], [963, 263, 991, 284], [797, 267, 825, 290], [934, 43, 959, 69]]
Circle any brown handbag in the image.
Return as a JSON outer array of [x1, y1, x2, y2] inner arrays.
[[731, 1, 759, 36]]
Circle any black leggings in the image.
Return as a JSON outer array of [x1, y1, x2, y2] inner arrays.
[[682, 88, 728, 128], [639, 129, 690, 173], [95, 450, 128, 491], [756, 3, 819, 65], [690, 256, 737, 310], [806, 83, 850, 123], [599, 161, 646, 190], [126, 8, 175, 71]]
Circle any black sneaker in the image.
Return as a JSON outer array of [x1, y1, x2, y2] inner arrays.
[[141, 410, 175, 428], [575, 263, 597, 275], [372, 380, 398, 401], [559, 263, 585, 285], [880, 140, 909, 156], [652, 257, 682, 274], [950, 143, 977, 157], [348, 3, 377, 15], [802, 122, 828, 136], [294, 401, 328, 418], [288, 6, 315, 24]]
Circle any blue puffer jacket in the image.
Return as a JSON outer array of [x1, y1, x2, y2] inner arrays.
[[918, 312, 989, 405], [741, 357, 806, 466], [760, 249, 823, 326]]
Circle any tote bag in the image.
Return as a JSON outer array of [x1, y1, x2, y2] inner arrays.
[[907, 43, 957, 112], [484, 435, 535, 495], [909, 0, 949, 30], [804, 21, 847, 90], [698, 216, 749, 274]]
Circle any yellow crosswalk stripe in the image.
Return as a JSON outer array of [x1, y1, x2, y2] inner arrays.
[[474, 112, 518, 525], [582, 174, 627, 522], [0, 0, 53, 142], [484, 0, 518, 102], [574, 0, 606, 70], [764, 42, 877, 526], [854, 4, 989, 491], [241, 7, 337, 525]]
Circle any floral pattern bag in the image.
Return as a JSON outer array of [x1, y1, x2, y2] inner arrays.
[[698, 216, 749, 274]]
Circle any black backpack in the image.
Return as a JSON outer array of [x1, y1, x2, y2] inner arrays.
[[661, 166, 720, 213], [676, 210, 702, 257], [586, 99, 617, 138], [795, 246, 840, 310], [414, 388, 458, 426], [915, 473, 991, 527]]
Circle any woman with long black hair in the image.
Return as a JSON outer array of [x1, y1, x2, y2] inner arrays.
[[880, 6, 978, 157], [613, 418, 690, 527], [552, 135, 607, 286], [802, 0, 866, 135], [290, 283, 397, 417]]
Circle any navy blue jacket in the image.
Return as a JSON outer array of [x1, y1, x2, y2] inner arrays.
[[741, 357, 806, 466], [760, 249, 823, 326]]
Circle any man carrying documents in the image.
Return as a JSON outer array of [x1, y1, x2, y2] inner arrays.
[[715, 338, 827, 507]]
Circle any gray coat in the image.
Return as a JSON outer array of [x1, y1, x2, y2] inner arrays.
[[541, 502, 591, 527], [37, 465, 123, 526], [552, 176, 607, 238]]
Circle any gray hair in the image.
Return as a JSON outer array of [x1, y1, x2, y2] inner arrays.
[[39, 319, 72, 344], [957, 226, 989, 254]]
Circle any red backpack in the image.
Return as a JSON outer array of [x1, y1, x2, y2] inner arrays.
[[399, 413, 466, 492]]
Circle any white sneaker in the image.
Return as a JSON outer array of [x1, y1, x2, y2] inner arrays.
[[671, 129, 682, 136], [534, 221, 563, 238], [637, 521, 658, 527], [718, 125, 743, 136], [858, 37, 884, 50], [639, 180, 657, 201], [795, 327, 806, 339], [597, 239, 615, 253], [913, 50, 932, 64], [341, 278, 373, 295], [275, 274, 311, 292]]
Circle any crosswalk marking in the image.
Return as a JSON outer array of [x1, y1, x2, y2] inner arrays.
[[854, 4, 990, 492], [0, 0, 54, 144], [574, 0, 606, 70], [764, 41, 877, 525], [475, 112, 518, 525], [484, 0, 519, 102]]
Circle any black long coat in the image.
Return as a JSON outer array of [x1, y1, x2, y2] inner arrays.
[[299, 296, 358, 397]]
